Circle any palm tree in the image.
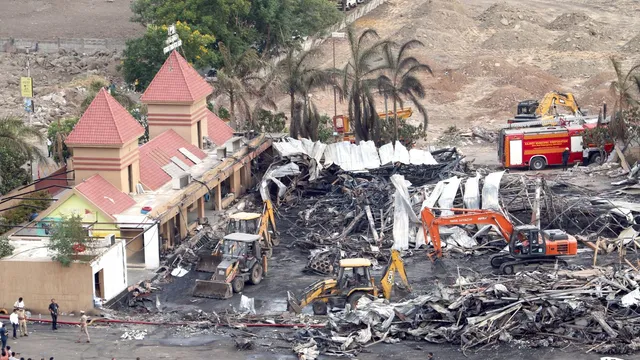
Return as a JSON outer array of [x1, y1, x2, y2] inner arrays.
[[278, 47, 335, 138], [213, 42, 267, 129], [608, 57, 640, 144], [341, 26, 389, 143], [377, 40, 433, 143], [0, 116, 46, 165]]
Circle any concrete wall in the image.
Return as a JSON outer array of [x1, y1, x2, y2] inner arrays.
[[0, 37, 126, 53], [70, 139, 141, 193], [90, 240, 127, 302], [43, 193, 120, 238], [143, 223, 160, 269], [0, 260, 93, 314]]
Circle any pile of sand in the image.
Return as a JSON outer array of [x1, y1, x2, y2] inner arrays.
[[546, 12, 592, 31], [549, 31, 610, 52], [460, 56, 518, 78], [577, 88, 615, 111], [481, 22, 553, 50], [580, 71, 615, 91], [475, 2, 546, 28], [475, 86, 532, 112]]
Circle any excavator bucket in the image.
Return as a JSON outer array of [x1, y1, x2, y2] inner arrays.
[[286, 291, 302, 314], [195, 254, 222, 273], [192, 279, 233, 299], [432, 257, 448, 276]]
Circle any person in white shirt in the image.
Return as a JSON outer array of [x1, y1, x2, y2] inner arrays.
[[9, 309, 18, 339], [13, 298, 24, 310]]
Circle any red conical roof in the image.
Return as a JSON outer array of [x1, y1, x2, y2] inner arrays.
[[141, 50, 213, 103], [66, 89, 144, 146]]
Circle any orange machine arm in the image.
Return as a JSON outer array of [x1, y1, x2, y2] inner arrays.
[[420, 208, 516, 261]]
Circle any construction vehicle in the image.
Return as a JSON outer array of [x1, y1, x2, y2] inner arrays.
[[286, 250, 410, 315], [333, 108, 413, 143], [498, 123, 614, 170], [193, 233, 267, 299], [420, 207, 578, 275], [511, 91, 583, 124], [226, 199, 278, 257]]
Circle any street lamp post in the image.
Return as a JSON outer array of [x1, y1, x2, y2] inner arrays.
[[331, 32, 346, 137]]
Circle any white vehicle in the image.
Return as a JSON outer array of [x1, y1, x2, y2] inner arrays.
[[338, 0, 357, 10]]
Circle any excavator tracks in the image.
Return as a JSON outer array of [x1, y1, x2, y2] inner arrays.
[[491, 254, 569, 275]]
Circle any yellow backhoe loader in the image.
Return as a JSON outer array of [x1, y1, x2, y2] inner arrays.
[[286, 250, 410, 315], [226, 199, 278, 256], [512, 91, 583, 124], [192, 233, 267, 299]]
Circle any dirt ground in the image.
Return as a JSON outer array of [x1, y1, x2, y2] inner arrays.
[[285, 0, 640, 142], [0, 0, 144, 39]]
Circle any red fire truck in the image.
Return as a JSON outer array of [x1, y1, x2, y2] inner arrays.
[[498, 124, 613, 170]]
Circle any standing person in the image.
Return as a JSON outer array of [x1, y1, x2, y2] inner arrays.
[[562, 147, 570, 171], [46, 138, 52, 158], [48, 299, 59, 331], [8, 311, 17, 340], [13, 298, 23, 310], [0, 324, 7, 350], [76, 311, 90, 343], [17, 308, 27, 337]]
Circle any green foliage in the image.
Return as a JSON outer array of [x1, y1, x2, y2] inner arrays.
[[0, 145, 30, 196], [81, 80, 135, 113], [0, 236, 14, 258], [379, 117, 425, 149], [121, 22, 218, 90], [254, 109, 286, 133], [47, 215, 91, 267], [0, 116, 46, 164], [130, 0, 341, 56], [129, 105, 150, 144], [217, 106, 231, 120], [47, 117, 79, 163], [317, 114, 334, 143], [0, 191, 52, 235]]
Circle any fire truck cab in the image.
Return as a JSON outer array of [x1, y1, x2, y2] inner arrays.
[[498, 124, 611, 170]]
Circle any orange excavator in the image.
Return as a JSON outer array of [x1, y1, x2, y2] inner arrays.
[[420, 208, 578, 274]]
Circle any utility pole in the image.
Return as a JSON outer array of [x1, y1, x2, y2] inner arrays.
[[331, 32, 345, 138]]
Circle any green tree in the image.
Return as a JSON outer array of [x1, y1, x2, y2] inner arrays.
[[377, 40, 432, 142], [0, 116, 46, 164], [47, 215, 91, 267], [341, 26, 388, 143], [213, 42, 266, 129], [0, 236, 14, 258], [278, 47, 334, 138], [47, 117, 79, 164], [121, 22, 217, 90], [81, 80, 135, 113], [254, 109, 287, 133], [0, 145, 30, 195]]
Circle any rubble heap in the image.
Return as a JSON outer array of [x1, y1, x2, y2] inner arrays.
[[293, 267, 640, 356]]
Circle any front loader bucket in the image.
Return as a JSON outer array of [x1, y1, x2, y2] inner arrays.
[[192, 279, 233, 299], [195, 254, 222, 273]]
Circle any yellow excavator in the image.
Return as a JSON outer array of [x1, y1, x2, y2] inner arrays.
[[287, 250, 410, 315], [512, 91, 583, 124], [226, 199, 278, 257], [193, 233, 267, 299]]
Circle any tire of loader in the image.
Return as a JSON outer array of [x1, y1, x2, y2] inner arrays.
[[347, 291, 367, 309], [250, 263, 263, 285], [232, 276, 245, 293], [312, 300, 328, 315]]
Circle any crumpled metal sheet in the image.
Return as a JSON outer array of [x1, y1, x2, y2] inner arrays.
[[239, 295, 256, 314], [378, 143, 394, 165], [463, 175, 481, 209], [260, 163, 301, 201], [442, 226, 478, 249], [482, 171, 505, 210], [391, 175, 420, 250], [438, 177, 461, 216], [273, 138, 307, 156], [409, 148, 438, 165]]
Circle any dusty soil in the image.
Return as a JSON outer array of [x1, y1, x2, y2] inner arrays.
[[283, 0, 640, 143], [0, 0, 144, 39]]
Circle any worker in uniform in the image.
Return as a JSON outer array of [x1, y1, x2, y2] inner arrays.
[[562, 147, 570, 171]]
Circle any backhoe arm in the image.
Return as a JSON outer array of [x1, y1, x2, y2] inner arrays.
[[536, 92, 581, 117], [420, 208, 516, 261], [380, 250, 411, 299]]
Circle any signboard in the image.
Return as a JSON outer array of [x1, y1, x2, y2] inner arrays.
[[163, 24, 182, 54], [20, 77, 33, 98], [163, 39, 183, 54]]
